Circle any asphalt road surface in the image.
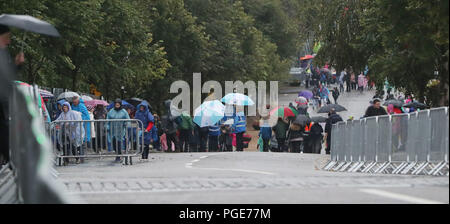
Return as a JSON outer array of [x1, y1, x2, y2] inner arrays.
[[55, 84, 449, 204]]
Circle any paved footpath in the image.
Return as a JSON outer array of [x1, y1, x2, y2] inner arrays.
[[55, 85, 449, 204]]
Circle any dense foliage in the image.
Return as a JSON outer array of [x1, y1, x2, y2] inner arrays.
[[1, 0, 307, 113], [2, 0, 448, 109], [312, 0, 449, 106]]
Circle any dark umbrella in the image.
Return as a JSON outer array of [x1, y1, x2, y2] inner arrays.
[[293, 115, 311, 126], [383, 99, 404, 108], [107, 100, 134, 111], [298, 90, 313, 99], [317, 104, 347, 113], [310, 116, 327, 123], [403, 101, 427, 109], [126, 97, 145, 107], [0, 14, 60, 37]]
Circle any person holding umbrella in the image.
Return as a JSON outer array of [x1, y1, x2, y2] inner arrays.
[[0, 25, 24, 67]]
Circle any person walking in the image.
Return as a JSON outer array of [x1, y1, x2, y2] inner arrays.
[[358, 73, 365, 93], [232, 109, 246, 152], [135, 101, 154, 160], [272, 117, 289, 152], [56, 102, 85, 165], [364, 98, 387, 118], [106, 99, 130, 162], [332, 87, 340, 104], [319, 84, 330, 106], [324, 109, 343, 154]]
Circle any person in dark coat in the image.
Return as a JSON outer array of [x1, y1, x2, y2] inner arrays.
[[309, 122, 324, 154], [92, 104, 107, 152], [189, 123, 200, 152], [219, 118, 233, 152], [364, 99, 387, 118], [161, 100, 179, 152], [332, 87, 340, 104], [272, 117, 289, 152], [324, 109, 343, 154], [288, 123, 304, 153]]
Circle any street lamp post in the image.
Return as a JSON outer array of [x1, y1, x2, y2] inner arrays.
[[121, 86, 125, 99]]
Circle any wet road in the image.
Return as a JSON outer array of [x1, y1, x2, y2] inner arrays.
[[55, 84, 449, 204]]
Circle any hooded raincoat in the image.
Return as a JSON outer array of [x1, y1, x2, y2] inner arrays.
[[106, 105, 130, 140], [72, 98, 91, 142], [56, 102, 85, 148], [135, 101, 155, 145]]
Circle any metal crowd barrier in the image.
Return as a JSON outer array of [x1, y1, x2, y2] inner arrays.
[[49, 119, 144, 166], [324, 107, 449, 176]]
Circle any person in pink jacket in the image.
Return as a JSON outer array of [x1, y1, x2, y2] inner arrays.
[[357, 73, 365, 93]]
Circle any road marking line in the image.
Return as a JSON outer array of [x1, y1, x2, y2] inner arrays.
[[192, 167, 275, 175], [185, 163, 193, 166], [191, 159, 200, 163], [199, 156, 208, 159], [360, 188, 444, 204]]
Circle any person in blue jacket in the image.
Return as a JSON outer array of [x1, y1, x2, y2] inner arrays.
[[71, 96, 91, 143], [71, 96, 90, 162], [233, 109, 246, 152], [107, 99, 130, 162], [259, 117, 272, 152], [54, 99, 67, 121], [208, 120, 221, 152], [135, 101, 154, 160]]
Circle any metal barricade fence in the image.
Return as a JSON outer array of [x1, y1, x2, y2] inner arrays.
[[323, 107, 449, 176], [49, 119, 144, 166]]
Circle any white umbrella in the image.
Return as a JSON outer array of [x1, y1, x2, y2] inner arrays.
[[57, 91, 80, 101], [221, 93, 254, 106], [81, 95, 93, 101], [193, 100, 225, 127]]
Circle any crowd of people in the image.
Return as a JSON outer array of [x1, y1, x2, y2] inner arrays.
[[52, 96, 256, 165]]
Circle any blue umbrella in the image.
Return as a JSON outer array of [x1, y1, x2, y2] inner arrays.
[[193, 100, 225, 127], [221, 93, 254, 106], [298, 90, 313, 99], [107, 100, 134, 110]]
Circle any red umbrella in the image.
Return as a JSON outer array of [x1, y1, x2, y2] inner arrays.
[[300, 55, 314, 61], [269, 106, 296, 118]]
